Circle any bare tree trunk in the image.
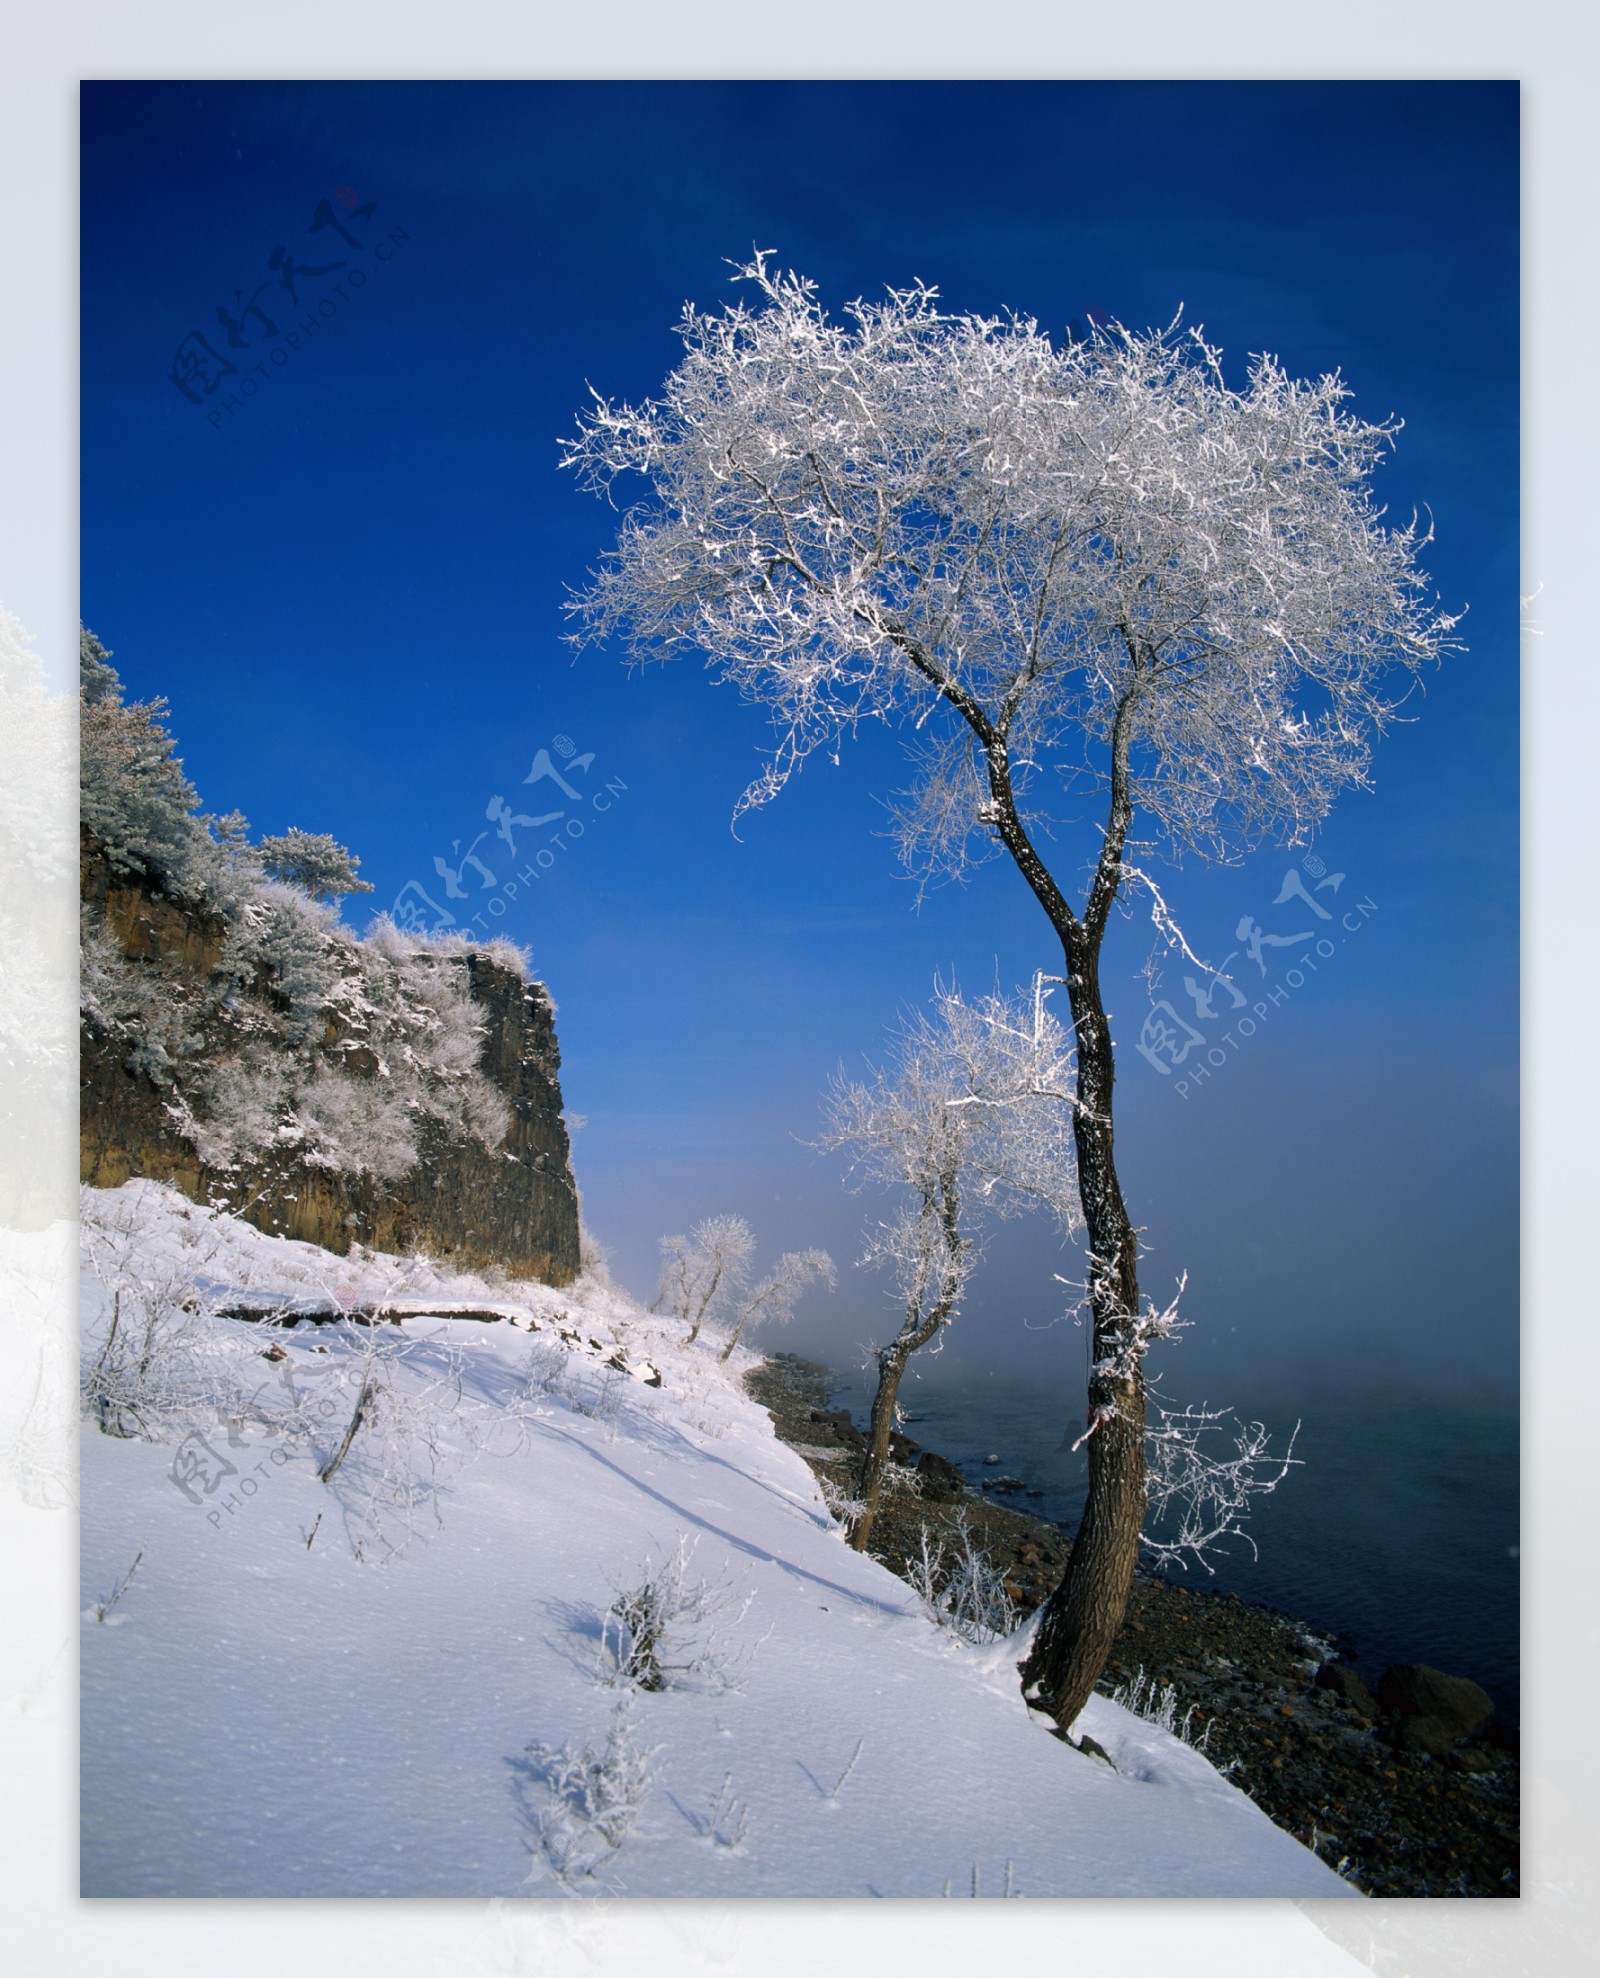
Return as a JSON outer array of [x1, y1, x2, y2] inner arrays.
[[849, 1343, 911, 1551], [684, 1256, 728, 1346], [1022, 933, 1146, 1731], [849, 1165, 961, 1553], [893, 639, 1151, 1731], [318, 1377, 376, 1485], [970, 674, 1147, 1736]]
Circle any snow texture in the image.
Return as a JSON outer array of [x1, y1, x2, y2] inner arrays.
[[79, 1180, 1357, 1899]]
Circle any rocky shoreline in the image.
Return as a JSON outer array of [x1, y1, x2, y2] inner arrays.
[[746, 1353, 1519, 1899]]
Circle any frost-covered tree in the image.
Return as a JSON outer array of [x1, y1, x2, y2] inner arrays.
[[79, 640, 207, 889], [653, 1215, 757, 1346], [257, 826, 374, 902], [820, 978, 1080, 1549], [716, 1247, 835, 1363], [79, 624, 120, 706], [79, 631, 255, 912], [566, 257, 1458, 1728]]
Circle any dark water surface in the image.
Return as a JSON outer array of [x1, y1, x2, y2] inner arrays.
[[822, 1362, 1520, 1719]]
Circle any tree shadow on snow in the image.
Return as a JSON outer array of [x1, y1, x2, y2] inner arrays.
[[535, 1420, 912, 1617]]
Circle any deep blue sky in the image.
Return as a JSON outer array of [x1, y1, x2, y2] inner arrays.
[[81, 80, 1518, 1410]]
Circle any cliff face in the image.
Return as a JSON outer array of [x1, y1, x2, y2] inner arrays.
[[79, 838, 582, 1284]]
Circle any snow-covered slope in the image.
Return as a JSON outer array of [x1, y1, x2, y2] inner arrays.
[[79, 1181, 1355, 1900]]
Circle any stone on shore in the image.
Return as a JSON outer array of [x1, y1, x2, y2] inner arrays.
[[914, 1450, 967, 1499], [1377, 1663, 1496, 1746], [1314, 1662, 1379, 1718]]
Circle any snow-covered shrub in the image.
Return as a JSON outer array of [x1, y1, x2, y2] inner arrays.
[[177, 906, 509, 1186], [217, 884, 342, 1041], [81, 1182, 474, 1551], [600, 1533, 757, 1694], [305, 1325, 469, 1561], [1106, 1664, 1214, 1753], [908, 1510, 1017, 1646], [820, 1460, 920, 1539], [577, 1217, 615, 1290], [571, 1366, 630, 1436], [817, 1473, 868, 1530], [81, 1280, 204, 1442], [471, 932, 533, 981], [80, 905, 212, 1092], [524, 1336, 571, 1397], [336, 919, 512, 1149], [525, 1701, 660, 1885], [684, 1773, 749, 1853], [79, 1190, 260, 1440]]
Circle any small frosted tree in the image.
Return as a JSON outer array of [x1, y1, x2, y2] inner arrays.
[[653, 1215, 757, 1346], [79, 638, 207, 888], [258, 826, 374, 902], [566, 257, 1458, 1728], [819, 978, 1081, 1550], [717, 1247, 835, 1362]]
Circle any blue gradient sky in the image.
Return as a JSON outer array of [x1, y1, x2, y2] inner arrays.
[[81, 80, 1518, 1408]]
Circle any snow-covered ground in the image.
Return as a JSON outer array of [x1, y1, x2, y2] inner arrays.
[[78, 1180, 1355, 1900]]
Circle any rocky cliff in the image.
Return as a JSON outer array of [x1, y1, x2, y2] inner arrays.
[[79, 833, 582, 1284]]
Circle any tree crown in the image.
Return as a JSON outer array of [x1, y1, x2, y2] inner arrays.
[[258, 826, 375, 901], [566, 256, 1460, 885]]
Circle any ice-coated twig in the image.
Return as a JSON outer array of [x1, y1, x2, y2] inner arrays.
[[526, 1701, 660, 1886], [91, 1550, 142, 1623], [943, 1858, 1022, 1897], [687, 1772, 750, 1852], [1106, 1664, 1213, 1752], [317, 1376, 376, 1484], [1142, 1403, 1302, 1571], [907, 1510, 1018, 1646]]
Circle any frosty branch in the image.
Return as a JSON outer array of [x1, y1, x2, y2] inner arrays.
[[818, 977, 1080, 1549]]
